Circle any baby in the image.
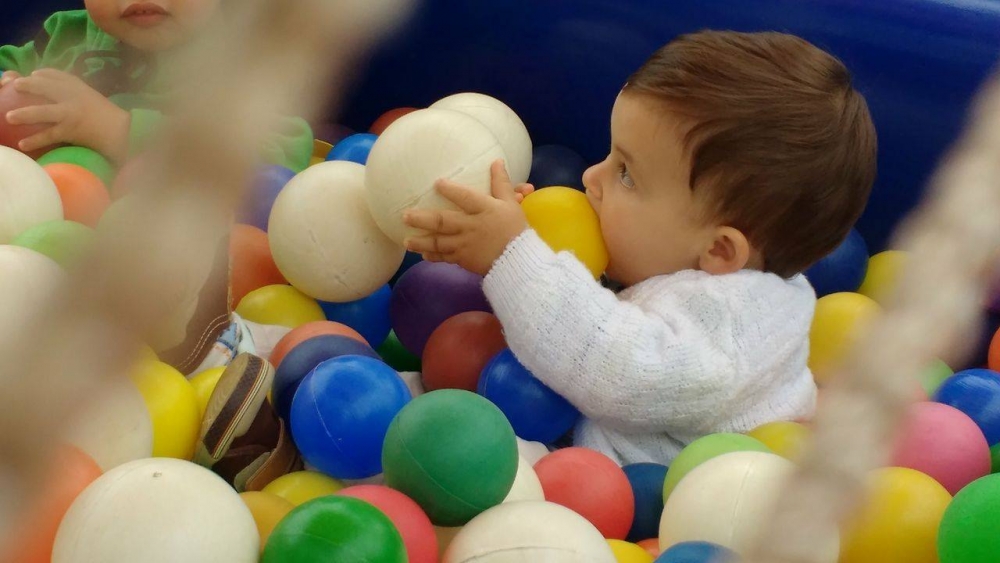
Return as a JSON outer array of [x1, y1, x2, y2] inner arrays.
[[404, 31, 877, 465]]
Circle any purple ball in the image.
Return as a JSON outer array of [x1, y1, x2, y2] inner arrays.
[[238, 165, 296, 231], [390, 262, 491, 356]]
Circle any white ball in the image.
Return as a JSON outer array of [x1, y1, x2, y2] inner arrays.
[[444, 501, 616, 563], [503, 456, 544, 503], [515, 437, 550, 467], [431, 93, 532, 185], [0, 245, 64, 346], [53, 458, 259, 563], [365, 108, 507, 244], [269, 161, 404, 302], [64, 377, 153, 471], [0, 145, 62, 243], [659, 451, 840, 562]]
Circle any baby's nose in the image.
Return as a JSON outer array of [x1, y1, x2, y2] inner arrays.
[[583, 164, 602, 209]]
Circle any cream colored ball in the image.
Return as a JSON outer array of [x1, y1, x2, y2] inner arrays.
[[659, 451, 840, 562], [444, 501, 617, 563], [0, 245, 64, 347], [502, 455, 545, 503], [65, 377, 154, 471], [53, 458, 259, 563], [431, 92, 532, 184], [269, 161, 404, 302], [365, 108, 507, 244], [0, 146, 62, 243]]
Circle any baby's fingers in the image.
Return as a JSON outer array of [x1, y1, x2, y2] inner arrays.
[[7, 103, 62, 126], [403, 208, 469, 235], [19, 125, 63, 152]]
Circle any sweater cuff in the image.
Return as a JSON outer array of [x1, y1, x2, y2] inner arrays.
[[483, 229, 558, 316], [127, 108, 162, 158]]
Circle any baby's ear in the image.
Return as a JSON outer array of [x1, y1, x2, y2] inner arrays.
[[699, 226, 752, 275]]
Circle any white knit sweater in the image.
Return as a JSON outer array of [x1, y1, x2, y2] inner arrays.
[[483, 230, 818, 466]]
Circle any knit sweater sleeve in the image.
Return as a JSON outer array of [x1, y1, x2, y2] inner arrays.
[[483, 230, 741, 434]]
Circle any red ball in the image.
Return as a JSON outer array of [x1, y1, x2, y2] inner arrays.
[[890, 401, 991, 495], [422, 312, 506, 392], [230, 224, 287, 307], [0, 82, 59, 159], [43, 163, 110, 227], [269, 320, 369, 367], [337, 485, 438, 563], [533, 447, 635, 539], [370, 107, 418, 135]]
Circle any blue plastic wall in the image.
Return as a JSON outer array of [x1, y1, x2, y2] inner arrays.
[[6, 0, 1000, 250]]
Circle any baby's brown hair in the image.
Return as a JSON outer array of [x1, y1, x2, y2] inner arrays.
[[626, 31, 877, 277]]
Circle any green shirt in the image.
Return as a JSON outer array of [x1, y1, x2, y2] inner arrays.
[[0, 10, 314, 171]]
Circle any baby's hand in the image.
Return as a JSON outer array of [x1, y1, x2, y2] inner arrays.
[[0, 71, 21, 87], [6, 69, 130, 163], [404, 160, 533, 276]]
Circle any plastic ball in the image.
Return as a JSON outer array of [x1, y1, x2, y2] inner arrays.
[[529, 144, 588, 191], [382, 389, 518, 526], [637, 539, 660, 558], [365, 108, 506, 244], [423, 311, 506, 392], [0, 245, 64, 350], [662, 433, 770, 501], [838, 467, 950, 563], [239, 492, 295, 552], [478, 348, 580, 443], [11, 219, 95, 268], [609, 540, 655, 563], [319, 284, 393, 347], [273, 334, 381, 419], [522, 186, 609, 278], [935, 369, 1000, 445], [809, 292, 881, 385], [130, 359, 200, 460], [804, 228, 869, 297], [291, 355, 411, 479], [390, 261, 491, 356], [310, 139, 333, 167], [52, 458, 259, 563], [991, 443, 1000, 474], [659, 452, 839, 561], [230, 223, 287, 307], [269, 320, 368, 367], [37, 146, 115, 186], [989, 328, 1000, 373], [189, 366, 226, 421], [939, 474, 1000, 563], [503, 455, 545, 503], [378, 329, 423, 372], [327, 132, 379, 164], [43, 163, 110, 227], [534, 447, 634, 539], [338, 485, 439, 563], [0, 146, 63, 243], [623, 463, 668, 543], [430, 92, 532, 184], [654, 542, 737, 563], [919, 359, 954, 398], [64, 377, 153, 471], [746, 420, 811, 461], [858, 250, 907, 305], [269, 161, 404, 302], [238, 165, 296, 231], [235, 284, 325, 328], [262, 471, 344, 506], [371, 107, 419, 135]]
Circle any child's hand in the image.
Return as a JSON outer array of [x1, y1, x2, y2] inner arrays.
[[6, 69, 130, 163], [0, 71, 20, 87], [404, 160, 534, 276]]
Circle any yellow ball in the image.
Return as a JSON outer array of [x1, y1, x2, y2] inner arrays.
[[239, 491, 295, 551], [809, 292, 881, 385], [261, 470, 343, 506], [522, 186, 608, 278], [235, 284, 325, 328], [840, 467, 951, 563], [608, 539, 654, 563], [858, 250, 907, 305], [189, 366, 227, 422], [130, 359, 200, 460], [747, 421, 811, 461]]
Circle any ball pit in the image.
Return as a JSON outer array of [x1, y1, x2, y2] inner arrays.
[[661, 433, 770, 501], [0, 145, 63, 244], [327, 132, 379, 164], [235, 284, 326, 328], [239, 492, 295, 553], [229, 223, 288, 307], [269, 320, 368, 367], [11, 219, 95, 268], [338, 485, 439, 563], [522, 186, 609, 278], [238, 165, 296, 231], [623, 463, 669, 543], [804, 228, 869, 297], [42, 163, 110, 227], [934, 368, 1000, 445], [809, 291, 882, 384], [261, 471, 344, 506], [319, 284, 394, 347], [528, 144, 588, 191], [130, 359, 200, 460], [422, 311, 506, 392]]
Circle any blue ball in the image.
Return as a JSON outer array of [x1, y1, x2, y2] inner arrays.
[[934, 368, 1000, 445], [273, 335, 381, 420], [623, 463, 669, 542], [319, 285, 393, 348], [326, 133, 378, 165], [477, 348, 579, 443], [805, 228, 869, 297], [290, 355, 411, 480], [528, 144, 588, 191], [238, 165, 296, 231], [655, 541, 738, 563]]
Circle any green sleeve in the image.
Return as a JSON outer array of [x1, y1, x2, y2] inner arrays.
[[0, 41, 40, 76], [0, 11, 106, 75], [262, 117, 314, 172]]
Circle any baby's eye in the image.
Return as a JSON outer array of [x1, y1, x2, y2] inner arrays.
[[618, 163, 636, 190]]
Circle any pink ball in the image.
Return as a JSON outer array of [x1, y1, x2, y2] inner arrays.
[[337, 485, 438, 563], [890, 401, 991, 494]]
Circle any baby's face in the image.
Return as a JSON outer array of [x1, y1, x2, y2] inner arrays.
[[85, 0, 221, 52], [583, 92, 716, 286]]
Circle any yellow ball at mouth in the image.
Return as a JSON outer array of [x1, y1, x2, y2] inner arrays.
[[522, 186, 609, 278]]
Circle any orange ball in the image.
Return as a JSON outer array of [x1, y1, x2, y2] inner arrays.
[[636, 538, 660, 558], [370, 107, 418, 135], [2, 445, 102, 563], [230, 223, 287, 307], [421, 312, 506, 392], [989, 327, 1000, 372], [43, 163, 110, 227], [269, 320, 369, 367]]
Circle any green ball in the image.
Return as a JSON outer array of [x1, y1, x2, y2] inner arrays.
[[938, 474, 1000, 562], [378, 330, 422, 372], [11, 220, 95, 268], [37, 146, 116, 186], [261, 496, 406, 563], [990, 443, 1000, 474], [382, 389, 518, 526], [919, 359, 954, 397], [662, 433, 771, 501]]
